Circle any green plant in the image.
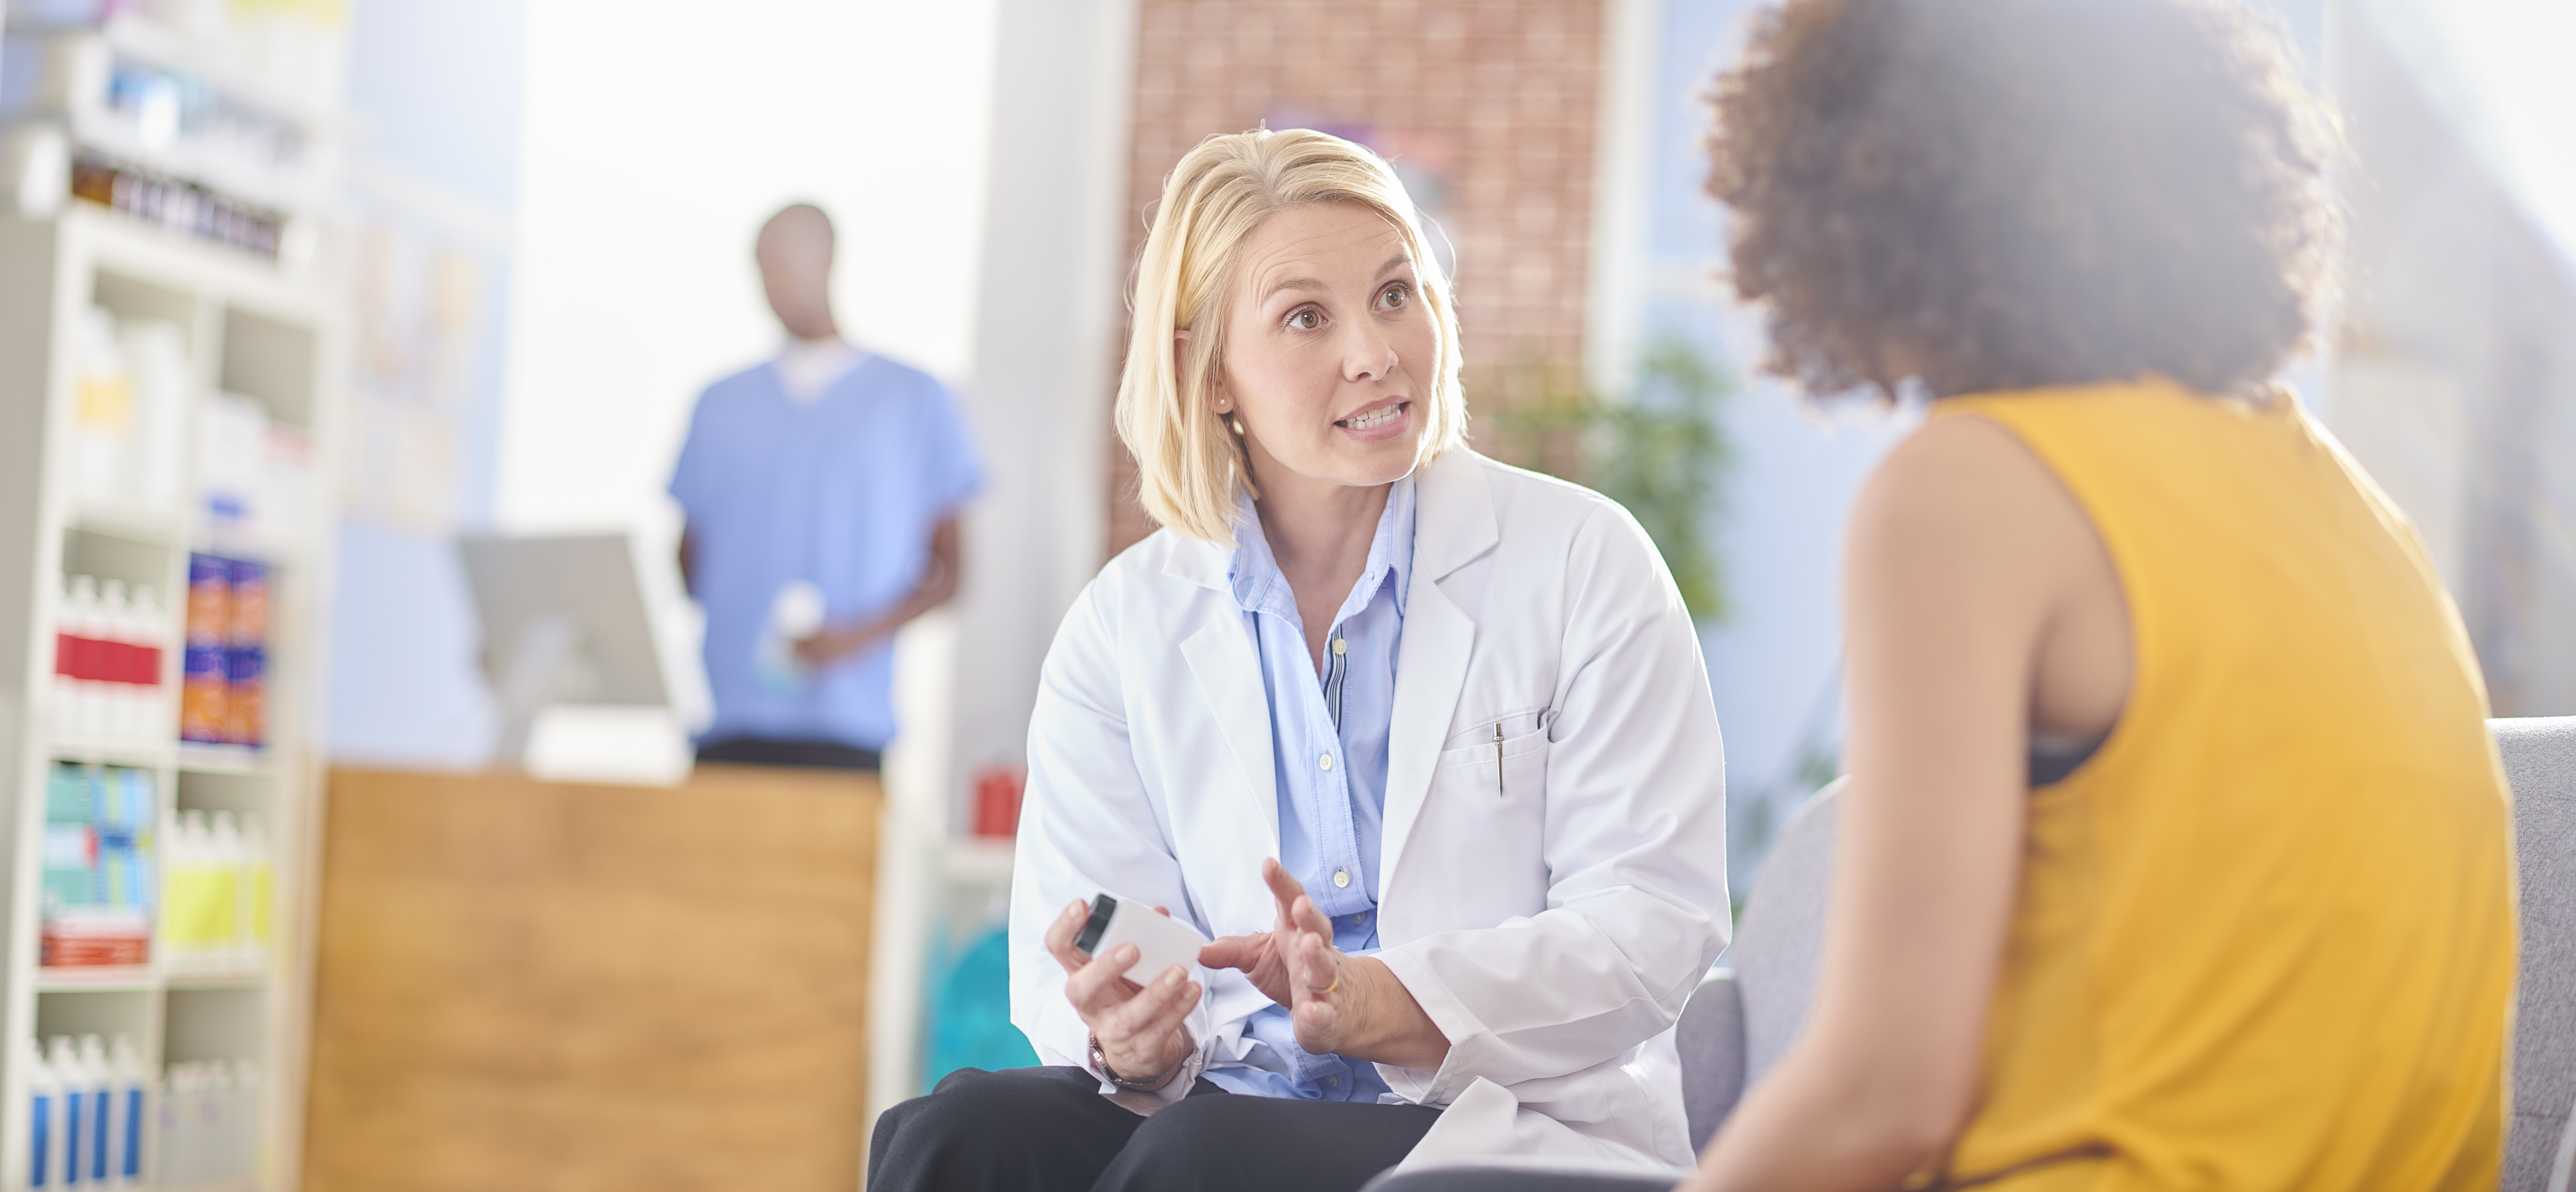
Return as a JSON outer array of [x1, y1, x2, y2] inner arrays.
[[1487, 333, 1737, 621]]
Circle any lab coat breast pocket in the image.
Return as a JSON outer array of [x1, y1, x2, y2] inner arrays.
[[1428, 725, 1552, 907]]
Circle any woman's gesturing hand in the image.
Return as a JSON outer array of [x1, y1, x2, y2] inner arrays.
[[1044, 899, 1200, 1089], [1196, 857, 1316, 1008], [1199, 859, 1451, 1070]]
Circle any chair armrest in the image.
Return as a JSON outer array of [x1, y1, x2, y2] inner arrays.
[[1677, 967, 1747, 1151], [2549, 1095, 2575, 1192]]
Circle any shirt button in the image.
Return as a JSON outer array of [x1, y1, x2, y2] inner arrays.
[[1333, 869, 1350, 888], [1319, 754, 1333, 771], [1353, 911, 1369, 926], [1332, 638, 1347, 656]]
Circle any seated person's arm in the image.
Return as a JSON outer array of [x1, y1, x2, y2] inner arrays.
[[1008, 575, 1234, 1100], [1683, 416, 2088, 1190]]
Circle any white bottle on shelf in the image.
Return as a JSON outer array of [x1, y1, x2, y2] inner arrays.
[[74, 1036, 111, 1188], [240, 813, 273, 959], [105, 1036, 144, 1190], [128, 586, 171, 747], [25, 1037, 63, 1190], [208, 812, 248, 969], [118, 320, 189, 511], [218, 1060, 259, 1184], [71, 308, 133, 505], [57, 575, 102, 746], [44, 1038, 84, 1187], [163, 810, 207, 968], [153, 1065, 194, 1189], [97, 582, 139, 751]]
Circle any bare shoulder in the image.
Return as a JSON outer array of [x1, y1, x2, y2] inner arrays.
[[1852, 411, 2088, 562]]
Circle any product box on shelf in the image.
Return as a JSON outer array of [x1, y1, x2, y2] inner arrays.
[[179, 551, 228, 746], [40, 762, 157, 969], [196, 391, 315, 551], [178, 550, 273, 750], [224, 556, 265, 747]]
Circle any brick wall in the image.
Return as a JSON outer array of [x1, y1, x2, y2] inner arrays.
[[1107, 0, 1610, 557]]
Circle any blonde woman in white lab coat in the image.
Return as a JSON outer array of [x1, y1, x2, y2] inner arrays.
[[866, 128, 1730, 1192]]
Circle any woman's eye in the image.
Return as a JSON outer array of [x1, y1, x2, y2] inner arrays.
[[1286, 309, 1321, 331], [1380, 284, 1410, 309]]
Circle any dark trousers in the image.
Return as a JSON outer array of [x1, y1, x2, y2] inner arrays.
[[868, 1065, 1443, 1192], [694, 735, 881, 771], [1361, 1170, 1678, 1192]]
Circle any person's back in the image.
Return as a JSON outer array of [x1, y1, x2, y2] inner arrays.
[[1936, 379, 2514, 1188], [1654, 0, 2524, 1188]]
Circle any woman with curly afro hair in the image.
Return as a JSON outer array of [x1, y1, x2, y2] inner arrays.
[[1381, 0, 2519, 1190]]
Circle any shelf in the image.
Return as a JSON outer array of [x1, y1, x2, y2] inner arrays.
[[49, 740, 172, 770], [176, 744, 272, 777], [164, 967, 265, 990], [70, 500, 189, 548], [61, 106, 330, 215], [2, 102, 339, 1192], [190, 533, 302, 567], [98, 13, 344, 134], [65, 203, 319, 308], [942, 838, 1017, 886], [34, 965, 155, 993]]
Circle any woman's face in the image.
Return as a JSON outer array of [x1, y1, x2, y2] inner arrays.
[[1210, 202, 1436, 495]]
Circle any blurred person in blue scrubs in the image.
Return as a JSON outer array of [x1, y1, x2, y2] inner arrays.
[[671, 203, 983, 771]]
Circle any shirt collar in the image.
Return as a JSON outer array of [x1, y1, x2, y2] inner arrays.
[[1227, 475, 1418, 622], [773, 337, 865, 404]]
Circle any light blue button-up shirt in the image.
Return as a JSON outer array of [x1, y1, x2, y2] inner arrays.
[[1204, 477, 1415, 1103]]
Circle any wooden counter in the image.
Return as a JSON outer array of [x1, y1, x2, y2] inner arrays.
[[302, 765, 881, 1192]]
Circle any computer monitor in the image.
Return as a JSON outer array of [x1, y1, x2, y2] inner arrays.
[[457, 532, 685, 777]]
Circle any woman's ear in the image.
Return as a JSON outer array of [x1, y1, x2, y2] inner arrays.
[[1179, 329, 1231, 413]]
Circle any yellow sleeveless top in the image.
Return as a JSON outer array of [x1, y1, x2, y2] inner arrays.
[[1931, 380, 2518, 1191]]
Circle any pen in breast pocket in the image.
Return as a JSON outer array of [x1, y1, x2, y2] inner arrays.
[[1495, 721, 1505, 796]]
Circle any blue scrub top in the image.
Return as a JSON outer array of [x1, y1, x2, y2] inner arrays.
[[668, 353, 982, 750]]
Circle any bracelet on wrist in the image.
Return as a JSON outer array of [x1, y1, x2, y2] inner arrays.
[[1089, 1032, 1180, 1092]]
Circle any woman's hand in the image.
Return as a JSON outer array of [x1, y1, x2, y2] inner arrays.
[[1196, 858, 1320, 1007], [1199, 859, 1451, 1070], [1044, 899, 1200, 1089]]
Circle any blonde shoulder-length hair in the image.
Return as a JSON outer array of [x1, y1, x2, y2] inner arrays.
[[1115, 128, 1469, 545]]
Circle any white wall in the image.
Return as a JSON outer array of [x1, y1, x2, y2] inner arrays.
[[944, 0, 1137, 813], [499, 0, 1001, 540]]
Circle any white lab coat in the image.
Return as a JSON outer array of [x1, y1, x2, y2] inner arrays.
[[1008, 447, 1730, 1172]]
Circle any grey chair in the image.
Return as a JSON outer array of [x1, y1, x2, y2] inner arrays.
[[1375, 716, 2576, 1192], [2499, 717, 2576, 1192], [1673, 774, 1841, 1150]]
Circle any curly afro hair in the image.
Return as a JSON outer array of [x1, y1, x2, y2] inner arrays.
[[1706, 0, 2339, 400]]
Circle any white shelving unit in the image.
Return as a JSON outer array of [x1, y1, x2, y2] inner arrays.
[[0, 194, 339, 1190]]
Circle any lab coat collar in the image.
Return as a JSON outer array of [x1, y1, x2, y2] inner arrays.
[[1169, 449, 1498, 861], [1380, 450, 1490, 895], [1409, 449, 1500, 582], [1161, 448, 1496, 594]]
